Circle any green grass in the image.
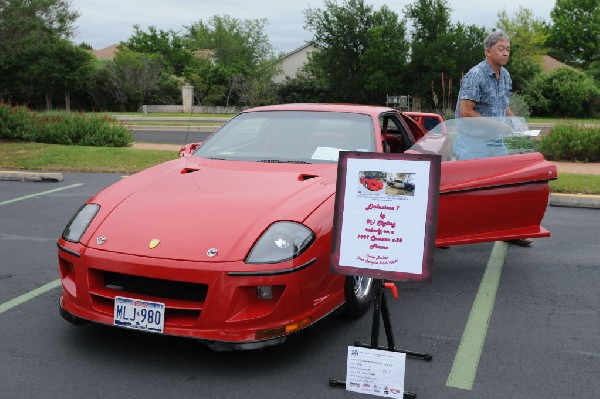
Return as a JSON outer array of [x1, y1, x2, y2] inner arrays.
[[529, 117, 600, 125], [549, 173, 600, 195], [0, 142, 177, 174], [1, 142, 599, 195]]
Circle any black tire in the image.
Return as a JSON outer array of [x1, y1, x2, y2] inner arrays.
[[343, 275, 376, 317]]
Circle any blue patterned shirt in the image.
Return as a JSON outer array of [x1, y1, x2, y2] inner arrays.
[[455, 60, 512, 118]]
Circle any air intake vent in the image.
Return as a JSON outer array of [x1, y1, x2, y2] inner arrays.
[[298, 174, 319, 181], [181, 168, 200, 174]]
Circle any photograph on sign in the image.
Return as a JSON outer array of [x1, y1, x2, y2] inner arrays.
[[346, 346, 406, 398], [331, 152, 440, 282]]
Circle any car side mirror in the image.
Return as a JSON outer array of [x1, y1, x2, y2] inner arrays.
[[179, 142, 203, 157]]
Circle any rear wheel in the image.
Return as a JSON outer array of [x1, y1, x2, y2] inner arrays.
[[343, 275, 375, 317]]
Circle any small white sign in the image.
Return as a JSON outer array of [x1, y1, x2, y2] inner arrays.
[[346, 346, 406, 398]]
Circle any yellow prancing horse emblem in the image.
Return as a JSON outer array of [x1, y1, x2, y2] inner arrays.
[[149, 239, 161, 249]]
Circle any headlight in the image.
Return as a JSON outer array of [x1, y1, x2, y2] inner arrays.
[[62, 204, 100, 243], [246, 221, 315, 264]]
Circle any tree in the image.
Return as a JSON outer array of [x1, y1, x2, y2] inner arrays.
[[547, 0, 599, 68], [104, 49, 171, 111], [404, 0, 451, 42], [123, 25, 194, 76], [404, 0, 486, 110], [28, 39, 95, 110], [183, 15, 277, 106], [360, 6, 410, 102], [304, 0, 409, 104], [0, 0, 80, 105], [496, 7, 546, 92], [185, 15, 274, 69], [277, 70, 333, 104], [524, 67, 600, 117]]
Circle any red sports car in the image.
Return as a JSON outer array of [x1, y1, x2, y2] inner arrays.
[[360, 175, 384, 191], [57, 104, 556, 350]]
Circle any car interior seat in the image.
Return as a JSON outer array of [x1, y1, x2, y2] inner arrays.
[[383, 133, 404, 153]]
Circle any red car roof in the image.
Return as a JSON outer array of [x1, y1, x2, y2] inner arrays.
[[244, 103, 396, 116]]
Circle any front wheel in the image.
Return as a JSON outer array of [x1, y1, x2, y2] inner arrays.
[[343, 275, 375, 317]]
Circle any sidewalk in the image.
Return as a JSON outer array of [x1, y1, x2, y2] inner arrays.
[[552, 161, 600, 175]]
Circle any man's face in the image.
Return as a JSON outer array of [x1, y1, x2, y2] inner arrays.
[[486, 39, 510, 66]]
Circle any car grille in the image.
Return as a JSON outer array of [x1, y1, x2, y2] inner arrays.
[[103, 271, 208, 302], [88, 270, 208, 326]]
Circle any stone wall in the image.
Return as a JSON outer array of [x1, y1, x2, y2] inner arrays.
[[139, 105, 242, 114], [138, 84, 242, 114]]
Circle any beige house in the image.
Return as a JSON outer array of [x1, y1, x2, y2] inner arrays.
[[273, 43, 317, 83]]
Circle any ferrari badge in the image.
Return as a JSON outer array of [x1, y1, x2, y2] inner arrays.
[[149, 239, 161, 249]]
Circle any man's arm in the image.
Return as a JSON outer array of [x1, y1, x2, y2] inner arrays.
[[460, 100, 514, 117], [459, 99, 482, 117]]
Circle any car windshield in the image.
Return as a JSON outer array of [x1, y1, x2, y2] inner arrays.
[[193, 110, 376, 164], [408, 117, 540, 161]]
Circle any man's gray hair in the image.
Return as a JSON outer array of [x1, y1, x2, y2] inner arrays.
[[484, 31, 510, 49]]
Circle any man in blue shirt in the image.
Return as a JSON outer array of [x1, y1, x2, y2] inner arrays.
[[454, 31, 532, 247], [456, 31, 513, 118]]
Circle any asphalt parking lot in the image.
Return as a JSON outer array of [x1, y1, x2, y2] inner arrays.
[[1, 173, 598, 399]]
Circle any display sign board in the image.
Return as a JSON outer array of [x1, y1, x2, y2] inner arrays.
[[346, 346, 406, 398], [331, 152, 441, 282]]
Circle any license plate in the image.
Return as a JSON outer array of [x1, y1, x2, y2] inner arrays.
[[114, 296, 165, 333]]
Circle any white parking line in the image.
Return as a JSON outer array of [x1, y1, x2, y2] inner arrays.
[[0, 184, 83, 206], [0, 279, 61, 315], [446, 241, 509, 390], [0, 183, 81, 313]]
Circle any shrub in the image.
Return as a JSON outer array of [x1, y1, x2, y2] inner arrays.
[[38, 113, 133, 147], [524, 67, 600, 118], [1, 104, 133, 147], [538, 124, 600, 162], [0, 104, 40, 141]]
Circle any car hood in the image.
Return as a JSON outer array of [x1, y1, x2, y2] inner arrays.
[[84, 158, 337, 262]]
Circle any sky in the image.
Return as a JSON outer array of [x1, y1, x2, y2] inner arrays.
[[71, 0, 555, 54]]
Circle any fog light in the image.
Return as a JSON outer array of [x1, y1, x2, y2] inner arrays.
[[255, 317, 312, 340], [285, 317, 311, 333], [256, 285, 273, 299]]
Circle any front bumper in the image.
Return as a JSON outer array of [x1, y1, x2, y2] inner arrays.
[[57, 242, 344, 348], [58, 303, 293, 350]]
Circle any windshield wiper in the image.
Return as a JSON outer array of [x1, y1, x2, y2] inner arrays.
[[258, 159, 311, 164]]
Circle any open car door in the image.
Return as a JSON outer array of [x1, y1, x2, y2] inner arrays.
[[407, 117, 557, 246]]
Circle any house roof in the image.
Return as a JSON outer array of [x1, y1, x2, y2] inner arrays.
[[541, 55, 569, 72], [93, 44, 119, 60]]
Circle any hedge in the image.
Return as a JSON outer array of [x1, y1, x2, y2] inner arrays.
[[0, 104, 133, 147], [538, 124, 600, 162]]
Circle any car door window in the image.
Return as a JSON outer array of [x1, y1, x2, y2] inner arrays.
[[379, 113, 414, 153]]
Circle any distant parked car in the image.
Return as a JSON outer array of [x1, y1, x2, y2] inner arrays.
[[404, 111, 444, 132], [386, 178, 415, 192]]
